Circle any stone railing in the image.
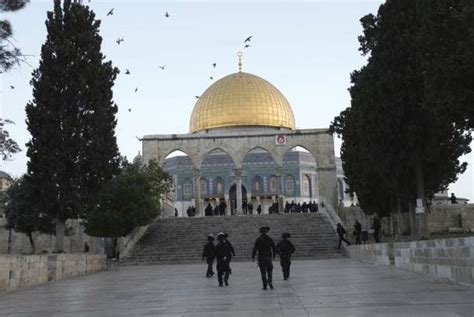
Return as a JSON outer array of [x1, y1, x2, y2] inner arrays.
[[346, 237, 474, 286], [394, 237, 473, 286], [0, 253, 105, 293], [346, 243, 392, 266]]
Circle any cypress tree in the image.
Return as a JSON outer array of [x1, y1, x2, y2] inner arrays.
[[25, 0, 120, 252]]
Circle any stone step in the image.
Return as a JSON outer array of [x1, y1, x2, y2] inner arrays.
[[122, 213, 342, 265]]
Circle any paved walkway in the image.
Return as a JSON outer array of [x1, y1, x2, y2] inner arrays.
[[1, 259, 474, 316]]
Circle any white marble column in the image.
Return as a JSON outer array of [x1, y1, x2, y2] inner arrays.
[[276, 166, 285, 213], [194, 168, 202, 217], [234, 168, 243, 215]]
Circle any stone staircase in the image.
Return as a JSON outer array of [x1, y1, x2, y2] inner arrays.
[[121, 213, 344, 265]]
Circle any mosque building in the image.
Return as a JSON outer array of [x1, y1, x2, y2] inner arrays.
[[141, 53, 351, 217]]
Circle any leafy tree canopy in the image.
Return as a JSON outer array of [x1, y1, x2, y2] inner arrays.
[[85, 160, 172, 238]]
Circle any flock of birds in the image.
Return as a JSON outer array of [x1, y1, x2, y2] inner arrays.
[[6, 7, 255, 114], [104, 8, 254, 111]]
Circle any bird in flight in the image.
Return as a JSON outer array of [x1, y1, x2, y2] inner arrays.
[[116, 37, 124, 45], [244, 36, 253, 43], [244, 44, 250, 49], [195, 96, 200, 99], [165, 12, 170, 18], [134, 88, 138, 92], [107, 8, 114, 16], [212, 63, 216, 68], [9, 85, 15, 89], [159, 65, 166, 70], [210, 76, 214, 80], [125, 69, 130, 75]]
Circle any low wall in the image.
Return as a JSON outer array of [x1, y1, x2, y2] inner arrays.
[[0, 253, 105, 293], [346, 243, 391, 266], [0, 219, 103, 254], [394, 237, 474, 286], [339, 204, 474, 236], [346, 237, 474, 286]]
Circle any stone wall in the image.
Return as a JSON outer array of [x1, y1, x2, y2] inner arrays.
[[339, 204, 474, 236], [346, 237, 474, 286], [0, 219, 103, 254], [394, 237, 474, 286], [0, 254, 105, 293], [346, 243, 391, 266]]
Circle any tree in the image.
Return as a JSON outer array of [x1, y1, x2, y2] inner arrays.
[[0, 118, 20, 160], [25, 0, 120, 252], [0, 0, 29, 72], [4, 177, 55, 253], [331, 1, 473, 239], [85, 160, 171, 257]]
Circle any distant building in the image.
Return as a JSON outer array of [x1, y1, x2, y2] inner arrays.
[[0, 171, 12, 192]]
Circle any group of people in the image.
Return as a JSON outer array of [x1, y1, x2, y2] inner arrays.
[[336, 216, 382, 249], [284, 201, 319, 214], [204, 201, 228, 216], [186, 206, 197, 217], [201, 227, 295, 290]]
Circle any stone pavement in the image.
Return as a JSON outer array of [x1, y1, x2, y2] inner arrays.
[[0, 259, 474, 316]]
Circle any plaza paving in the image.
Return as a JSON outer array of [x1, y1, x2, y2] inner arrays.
[[1, 259, 474, 316]]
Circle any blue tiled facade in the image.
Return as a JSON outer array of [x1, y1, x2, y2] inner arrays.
[[163, 151, 319, 203]]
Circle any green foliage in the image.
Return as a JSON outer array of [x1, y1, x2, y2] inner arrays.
[[331, 1, 473, 218], [0, 118, 21, 160], [0, 0, 29, 72], [25, 0, 120, 230], [4, 177, 55, 252], [85, 160, 172, 238]]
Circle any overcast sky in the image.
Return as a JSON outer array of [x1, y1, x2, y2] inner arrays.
[[1, 0, 472, 201]]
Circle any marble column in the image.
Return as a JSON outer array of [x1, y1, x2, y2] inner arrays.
[[276, 166, 285, 213], [194, 168, 202, 217], [234, 168, 243, 215], [224, 194, 230, 216]]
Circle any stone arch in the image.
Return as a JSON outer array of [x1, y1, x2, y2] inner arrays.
[[200, 147, 238, 169], [280, 145, 318, 168], [237, 145, 280, 168]]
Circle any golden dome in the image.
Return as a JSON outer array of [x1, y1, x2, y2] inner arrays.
[[189, 72, 296, 133]]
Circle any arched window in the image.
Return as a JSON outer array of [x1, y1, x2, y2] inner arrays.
[[252, 176, 263, 194], [183, 178, 192, 197], [286, 175, 295, 194], [200, 178, 208, 195], [215, 177, 224, 195], [303, 174, 311, 196], [269, 176, 278, 193]]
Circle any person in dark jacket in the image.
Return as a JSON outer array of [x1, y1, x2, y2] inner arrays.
[[202, 234, 215, 277], [336, 223, 351, 249], [372, 216, 381, 243], [223, 233, 236, 273], [252, 226, 276, 290], [276, 232, 295, 280], [205, 203, 213, 216], [353, 220, 362, 245], [257, 204, 262, 215], [215, 232, 232, 287]]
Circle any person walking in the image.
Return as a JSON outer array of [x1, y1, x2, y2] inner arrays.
[[372, 216, 381, 243], [252, 226, 276, 290], [257, 204, 262, 215], [202, 234, 215, 278], [353, 220, 362, 245], [336, 223, 351, 249], [276, 232, 295, 280], [215, 232, 232, 287]]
